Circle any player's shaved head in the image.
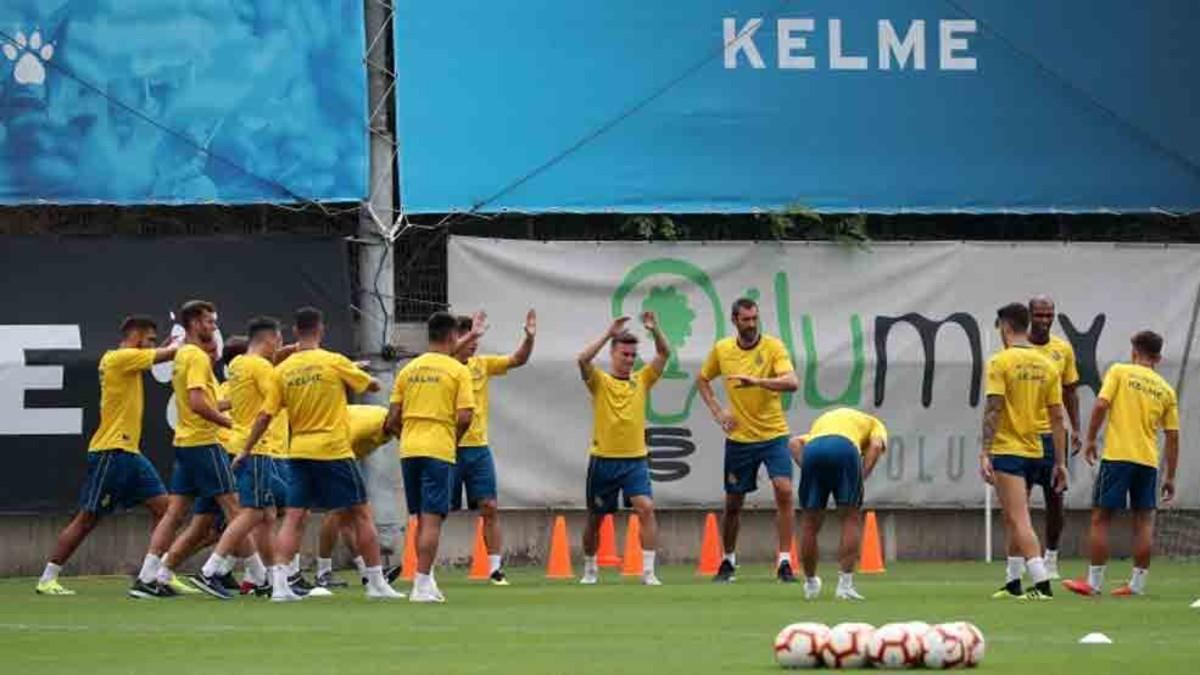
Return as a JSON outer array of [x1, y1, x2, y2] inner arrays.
[[247, 316, 281, 343], [1131, 330, 1164, 359], [1028, 295, 1055, 311]]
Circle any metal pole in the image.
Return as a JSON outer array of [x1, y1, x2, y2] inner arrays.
[[984, 485, 993, 563]]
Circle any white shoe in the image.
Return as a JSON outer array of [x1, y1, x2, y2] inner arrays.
[[270, 591, 304, 603], [409, 587, 445, 603], [836, 586, 866, 601], [803, 577, 822, 600], [580, 571, 599, 585], [366, 584, 405, 600], [1047, 563, 1061, 580], [641, 572, 663, 586]]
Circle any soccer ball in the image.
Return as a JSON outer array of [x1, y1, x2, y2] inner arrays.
[[921, 624, 968, 669], [868, 623, 923, 669], [773, 622, 831, 668], [821, 622, 874, 668], [948, 622, 986, 667]]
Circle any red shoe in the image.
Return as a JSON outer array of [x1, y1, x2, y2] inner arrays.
[[239, 580, 256, 596], [1062, 578, 1100, 597], [1111, 585, 1140, 597]]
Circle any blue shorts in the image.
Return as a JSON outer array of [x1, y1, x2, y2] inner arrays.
[[237, 455, 287, 510], [192, 494, 227, 532], [992, 453, 1042, 485], [285, 458, 368, 511], [169, 444, 235, 499], [1026, 434, 1057, 489], [402, 456, 454, 516], [452, 446, 498, 511], [1093, 459, 1158, 510], [586, 456, 652, 514], [798, 435, 863, 509], [77, 450, 166, 514], [723, 436, 793, 494]]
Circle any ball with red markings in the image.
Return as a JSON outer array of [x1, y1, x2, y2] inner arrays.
[[773, 622, 831, 669]]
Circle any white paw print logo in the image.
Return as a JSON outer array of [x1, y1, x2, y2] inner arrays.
[[3, 29, 55, 86]]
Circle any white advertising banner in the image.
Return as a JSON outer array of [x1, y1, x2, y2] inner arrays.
[[448, 237, 1200, 508]]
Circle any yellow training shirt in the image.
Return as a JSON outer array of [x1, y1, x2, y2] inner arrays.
[[226, 354, 288, 457], [348, 404, 390, 458], [215, 381, 234, 454], [277, 348, 372, 461], [391, 352, 475, 462], [459, 355, 513, 448], [985, 346, 1063, 458], [587, 365, 662, 459], [1032, 334, 1080, 434], [804, 407, 888, 451], [1098, 363, 1179, 468], [700, 336, 794, 443], [172, 343, 221, 447], [88, 348, 156, 452]]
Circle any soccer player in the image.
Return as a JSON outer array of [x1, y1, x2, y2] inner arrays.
[[980, 303, 1067, 601], [273, 307, 402, 601], [787, 407, 887, 601], [385, 311, 477, 603], [1027, 295, 1082, 578], [696, 297, 799, 582], [131, 301, 237, 599], [1063, 331, 1179, 597], [576, 313, 669, 586], [35, 316, 179, 595], [190, 317, 290, 599], [451, 309, 536, 585]]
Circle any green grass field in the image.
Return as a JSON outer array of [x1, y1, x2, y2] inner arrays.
[[1, 561, 1196, 674]]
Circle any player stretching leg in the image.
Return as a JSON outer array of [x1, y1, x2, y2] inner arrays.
[[1028, 295, 1082, 579], [1064, 331, 1179, 597], [36, 317, 179, 595], [577, 313, 669, 586], [451, 309, 536, 585], [274, 307, 401, 601], [788, 408, 887, 601], [697, 298, 799, 583], [131, 301, 236, 599], [386, 312, 477, 603], [981, 303, 1067, 601]]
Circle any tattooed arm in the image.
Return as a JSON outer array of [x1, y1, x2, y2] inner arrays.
[[979, 394, 1003, 484]]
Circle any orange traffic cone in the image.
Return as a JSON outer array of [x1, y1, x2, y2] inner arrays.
[[859, 510, 886, 574], [597, 514, 622, 568], [401, 515, 419, 581], [696, 512, 722, 576], [545, 515, 574, 579], [468, 517, 490, 580], [621, 514, 643, 577]]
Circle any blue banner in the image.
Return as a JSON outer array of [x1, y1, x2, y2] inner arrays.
[[0, 1, 366, 204], [395, 1, 1200, 213]]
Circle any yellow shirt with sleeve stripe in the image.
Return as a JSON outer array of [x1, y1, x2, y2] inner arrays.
[[348, 404, 390, 458], [1032, 334, 1079, 434], [225, 354, 289, 458], [985, 346, 1062, 458], [700, 335, 794, 443], [171, 343, 221, 447], [277, 348, 372, 461], [587, 365, 662, 459], [802, 407, 888, 451], [391, 353, 475, 463], [1098, 363, 1179, 468], [88, 347, 157, 453], [459, 354, 513, 448]]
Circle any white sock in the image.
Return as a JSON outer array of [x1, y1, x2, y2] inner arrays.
[[584, 556, 598, 575], [271, 565, 291, 594], [40, 562, 62, 585], [1045, 549, 1058, 564], [317, 557, 333, 578], [1130, 567, 1148, 594], [201, 553, 226, 578], [723, 552, 737, 566], [487, 554, 502, 575], [777, 552, 791, 567], [288, 554, 300, 577], [805, 576, 820, 589], [838, 571, 854, 589], [242, 554, 267, 585], [1027, 556, 1049, 585], [642, 551, 656, 575], [414, 572, 434, 591], [352, 555, 367, 576], [1088, 564, 1106, 591], [154, 552, 174, 584], [1005, 556, 1026, 584], [364, 565, 385, 589]]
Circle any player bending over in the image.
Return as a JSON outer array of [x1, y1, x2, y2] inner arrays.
[[788, 407, 887, 601], [981, 303, 1067, 601], [36, 316, 179, 595], [577, 313, 669, 586], [1064, 331, 1179, 597]]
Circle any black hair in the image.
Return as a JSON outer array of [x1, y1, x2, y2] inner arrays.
[[247, 316, 281, 343], [428, 311, 458, 343], [455, 315, 474, 334], [731, 297, 758, 318], [179, 300, 216, 330], [294, 307, 323, 336], [1131, 330, 1164, 359], [119, 314, 157, 336], [995, 303, 1030, 333]]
